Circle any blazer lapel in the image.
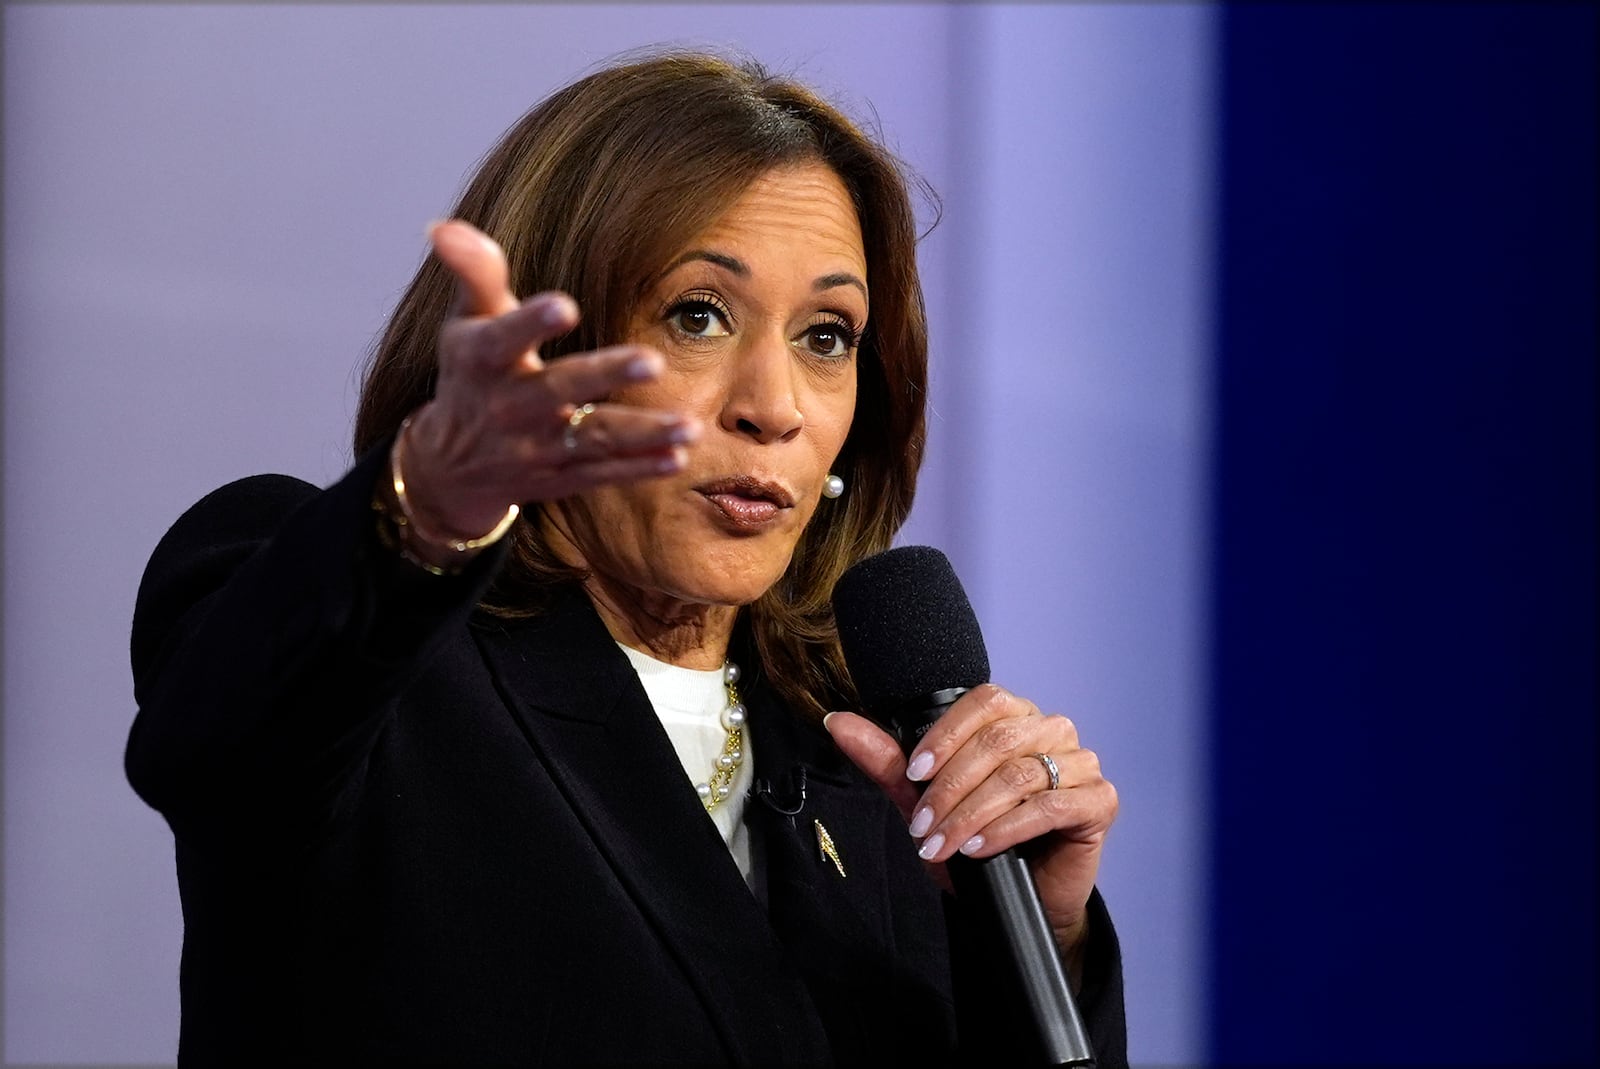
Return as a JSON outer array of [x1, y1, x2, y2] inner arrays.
[[470, 592, 832, 1066], [749, 687, 959, 1060], [748, 697, 896, 955]]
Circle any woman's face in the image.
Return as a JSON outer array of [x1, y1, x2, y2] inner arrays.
[[547, 162, 866, 618]]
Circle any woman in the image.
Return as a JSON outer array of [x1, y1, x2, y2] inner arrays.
[[127, 52, 1126, 1066]]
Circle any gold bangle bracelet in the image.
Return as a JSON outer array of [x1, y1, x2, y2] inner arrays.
[[371, 500, 452, 577], [389, 418, 520, 554]]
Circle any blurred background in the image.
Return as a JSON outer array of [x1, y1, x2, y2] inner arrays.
[[2, 4, 1592, 1066]]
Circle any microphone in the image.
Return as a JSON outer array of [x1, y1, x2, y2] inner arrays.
[[832, 546, 1095, 1068], [750, 765, 808, 817]]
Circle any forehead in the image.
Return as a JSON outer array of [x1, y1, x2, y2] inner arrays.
[[686, 163, 867, 273]]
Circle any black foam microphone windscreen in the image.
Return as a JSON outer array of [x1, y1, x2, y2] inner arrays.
[[830, 545, 990, 719]]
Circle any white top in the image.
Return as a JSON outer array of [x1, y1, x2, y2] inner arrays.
[[617, 644, 754, 885]]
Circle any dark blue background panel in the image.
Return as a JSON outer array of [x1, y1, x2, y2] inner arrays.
[[1210, 4, 1596, 1065]]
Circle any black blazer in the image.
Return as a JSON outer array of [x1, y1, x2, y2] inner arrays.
[[127, 447, 1127, 1066]]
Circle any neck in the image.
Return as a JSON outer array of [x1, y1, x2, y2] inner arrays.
[[583, 572, 737, 670], [540, 507, 736, 670]]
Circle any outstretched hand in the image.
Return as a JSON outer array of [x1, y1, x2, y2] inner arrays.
[[396, 220, 700, 541], [825, 685, 1117, 964]]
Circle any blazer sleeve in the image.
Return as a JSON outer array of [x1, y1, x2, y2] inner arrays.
[[125, 443, 505, 858]]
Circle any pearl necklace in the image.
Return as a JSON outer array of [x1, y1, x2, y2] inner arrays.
[[696, 660, 747, 811]]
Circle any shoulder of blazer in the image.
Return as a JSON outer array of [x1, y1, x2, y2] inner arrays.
[[127, 445, 504, 844], [132, 472, 322, 679]]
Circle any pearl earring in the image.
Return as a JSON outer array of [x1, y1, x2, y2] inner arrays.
[[822, 474, 845, 499]]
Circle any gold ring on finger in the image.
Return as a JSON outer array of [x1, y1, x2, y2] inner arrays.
[[1031, 752, 1060, 791], [562, 403, 596, 453]]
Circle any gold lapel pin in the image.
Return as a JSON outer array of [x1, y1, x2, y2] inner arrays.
[[813, 819, 846, 878]]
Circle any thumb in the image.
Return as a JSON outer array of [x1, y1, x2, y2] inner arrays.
[[823, 711, 922, 826], [429, 219, 518, 318]]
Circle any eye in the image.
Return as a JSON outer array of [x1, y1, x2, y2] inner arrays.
[[665, 295, 732, 339], [798, 317, 860, 360]]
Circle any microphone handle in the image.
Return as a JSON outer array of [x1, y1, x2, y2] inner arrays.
[[889, 690, 1096, 1068]]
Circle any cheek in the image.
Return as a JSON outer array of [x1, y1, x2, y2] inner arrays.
[[558, 479, 664, 563], [814, 375, 858, 458], [610, 363, 720, 416]]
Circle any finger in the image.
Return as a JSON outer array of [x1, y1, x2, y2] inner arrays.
[[907, 711, 1073, 862], [535, 344, 667, 405], [439, 292, 580, 379], [527, 447, 689, 499], [914, 711, 1077, 825], [960, 762, 1118, 861], [429, 220, 521, 319], [823, 712, 922, 825], [905, 684, 1053, 783], [549, 404, 701, 463], [477, 344, 666, 428], [918, 745, 1099, 864]]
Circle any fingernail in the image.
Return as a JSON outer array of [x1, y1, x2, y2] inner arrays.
[[625, 353, 663, 380], [474, 228, 504, 255], [906, 751, 934, 782], [667, 420, 699, 444], [908, 807, 933, 838], [654, 450, 684, 474], [960, 835, 985, 856], [821, 712, 841, 733], [917, 832, 945, 861], [541, 299, 575, 327]]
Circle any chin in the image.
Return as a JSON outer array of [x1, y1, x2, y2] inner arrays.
[[685, 572, 784, 610], [672, 545, 793, 609]]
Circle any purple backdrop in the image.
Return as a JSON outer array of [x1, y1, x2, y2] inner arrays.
[[2, 5, 1212, 1063]]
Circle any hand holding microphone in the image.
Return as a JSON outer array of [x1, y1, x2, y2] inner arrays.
[[826, 547, 1118, 1066]]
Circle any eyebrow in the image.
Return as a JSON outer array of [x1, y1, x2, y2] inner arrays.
[[814, 272, 869, 301], [661, 250, 868, 301]]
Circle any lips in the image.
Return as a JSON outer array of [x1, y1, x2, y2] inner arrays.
[[695, 475, 795, 532]]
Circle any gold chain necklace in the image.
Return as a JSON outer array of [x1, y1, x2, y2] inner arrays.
[[696, 661, 746, 811]]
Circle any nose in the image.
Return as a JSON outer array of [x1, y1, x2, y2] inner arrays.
[[719, 333, 804, 444]]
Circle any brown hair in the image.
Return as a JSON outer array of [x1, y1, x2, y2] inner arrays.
[[354, 51, 929, 721]]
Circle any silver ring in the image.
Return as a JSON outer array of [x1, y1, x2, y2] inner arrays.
[[1031, 752, 1060, 791], [562, 403, 596, 452]]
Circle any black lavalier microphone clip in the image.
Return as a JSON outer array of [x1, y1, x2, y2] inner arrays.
[[750, 764, 808, 817]]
